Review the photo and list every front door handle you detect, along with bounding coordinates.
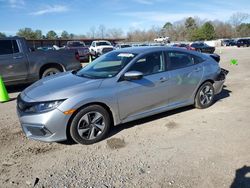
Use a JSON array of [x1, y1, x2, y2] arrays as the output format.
[[13, 56, 23, 59]]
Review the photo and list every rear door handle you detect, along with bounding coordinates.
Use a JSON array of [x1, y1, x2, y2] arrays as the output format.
[[194, 67, 201, 72], [186, 67, 202, 77], [159, 77, 168, 83]]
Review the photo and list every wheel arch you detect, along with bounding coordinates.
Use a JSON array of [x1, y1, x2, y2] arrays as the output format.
[[39, 63, 65, 78], [66, 102, 114, 141], [194, 79, 214, 100]]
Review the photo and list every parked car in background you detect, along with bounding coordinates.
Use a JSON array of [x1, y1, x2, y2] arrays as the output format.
[[172, 43, 195, 51], [115, 44, 132, 49], [65, 41, 90, 62], [221, 39, 236, 46], [89, 40, 114, 58], [236, 39, 250, 47], [17, 46, 227, 145], [37, 46, 55, 51], [172, 43, 220, 62], [190, 42, 215, 54], [154, 37, 170, 43], [0, 37, 82, 86]]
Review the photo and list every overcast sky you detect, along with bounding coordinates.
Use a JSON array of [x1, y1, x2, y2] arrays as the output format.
[[0, 0, 250, 36]]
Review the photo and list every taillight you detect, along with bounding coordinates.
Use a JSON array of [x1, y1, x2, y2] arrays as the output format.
[[75, 52, 80, 61]]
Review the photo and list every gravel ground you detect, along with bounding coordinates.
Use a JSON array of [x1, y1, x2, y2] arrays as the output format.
[[0, 47, 250, 188]]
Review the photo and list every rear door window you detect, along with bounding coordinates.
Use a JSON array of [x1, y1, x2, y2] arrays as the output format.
[[166, 51, 202, 70], [0, 40, 13, 55]]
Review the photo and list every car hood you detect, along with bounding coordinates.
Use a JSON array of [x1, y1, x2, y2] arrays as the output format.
[[22, 72, 103, 102]]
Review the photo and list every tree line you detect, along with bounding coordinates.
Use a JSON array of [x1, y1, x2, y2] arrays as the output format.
[[127, 12, 250, 42], [0, 12, 249, 42]]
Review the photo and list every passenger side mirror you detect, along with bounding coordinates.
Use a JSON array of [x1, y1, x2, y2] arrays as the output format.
[[123, 71, 143, 81]]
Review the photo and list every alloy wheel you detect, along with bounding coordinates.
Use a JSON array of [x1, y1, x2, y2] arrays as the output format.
[[77, 111, 105, 140], [199, 85, 214, 105]]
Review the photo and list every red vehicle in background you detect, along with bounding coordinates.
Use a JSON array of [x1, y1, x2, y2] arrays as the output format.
[[172, 43, 196, 51], [65, 41, 90, 62], [172, 43, 220, 63]]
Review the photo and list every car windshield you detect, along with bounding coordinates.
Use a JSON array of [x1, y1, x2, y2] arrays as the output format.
[[68, 42, 85, 47], [76, 51, 137, 79], [96, 41, 111, 46], [192, 43, 208, 47], [121, 45, 131, 48]]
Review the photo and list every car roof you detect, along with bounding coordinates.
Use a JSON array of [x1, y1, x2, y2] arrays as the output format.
[[114, 46, 209, 60], [114, 46, 191, 54], [94, 40, 111, 42]]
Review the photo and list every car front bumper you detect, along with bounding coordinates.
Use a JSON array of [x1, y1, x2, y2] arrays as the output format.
[[17, 108, 70, 142]]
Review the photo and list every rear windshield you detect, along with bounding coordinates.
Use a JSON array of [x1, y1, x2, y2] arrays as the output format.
[[96, 41, 111, 46], [67, 42, 85, 47]]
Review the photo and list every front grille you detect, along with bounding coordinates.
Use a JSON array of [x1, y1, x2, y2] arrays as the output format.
[[17, 95, 32, 112], [102, 48, 113, 54]]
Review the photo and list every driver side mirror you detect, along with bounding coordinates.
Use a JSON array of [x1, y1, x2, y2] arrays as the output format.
[[123, 71, 143, 81]]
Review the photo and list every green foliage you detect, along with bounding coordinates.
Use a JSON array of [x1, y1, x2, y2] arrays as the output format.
[[61, 31, 70, 39], [190, 28, 205, 41], [69, 33, 74, 39], [201, 22, 215, 40], [185, 17, 198, 41], [35, 30, 42, 39], [188, 22, 215, 41], [16, 28, 41, 39], [185, 17, 197, 30], [236, 23, 250, 37], [46, 30, 58, 39], [163, 22, 173, 29], [0, 32, 6, 38]]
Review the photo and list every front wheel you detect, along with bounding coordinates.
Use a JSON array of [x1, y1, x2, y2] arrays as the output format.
[[70, 105, 111, 145], [195, 82, 215, 109]]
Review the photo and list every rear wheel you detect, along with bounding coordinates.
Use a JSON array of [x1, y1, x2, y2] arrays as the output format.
[[195, 82, 215, 109], [41, 67, 61, 78], [70, 105, 111, 145]]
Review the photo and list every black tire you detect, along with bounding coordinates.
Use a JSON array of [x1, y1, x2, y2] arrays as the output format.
[[41, 67, 61, 78], [195, 82, 215, 109], [70, 105, 111, 145], [196, 49, 202, 53]]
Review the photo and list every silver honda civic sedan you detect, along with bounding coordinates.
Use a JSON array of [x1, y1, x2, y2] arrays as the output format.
[[17, 47, 227, 144]]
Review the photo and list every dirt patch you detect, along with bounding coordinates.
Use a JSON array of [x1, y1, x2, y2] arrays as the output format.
[[106, 138, 126, 149], [26, 145, 58, 155], [165, 121, 178, 129]]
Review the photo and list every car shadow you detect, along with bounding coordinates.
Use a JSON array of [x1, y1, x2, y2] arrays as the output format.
[[214, 85, 232, 102], [230, 166, 250, 188], [107, 105, 194, 139], [107, 86, 232, 139]]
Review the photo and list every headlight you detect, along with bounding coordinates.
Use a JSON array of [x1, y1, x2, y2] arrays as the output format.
[[25, 100, 65, 113]]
